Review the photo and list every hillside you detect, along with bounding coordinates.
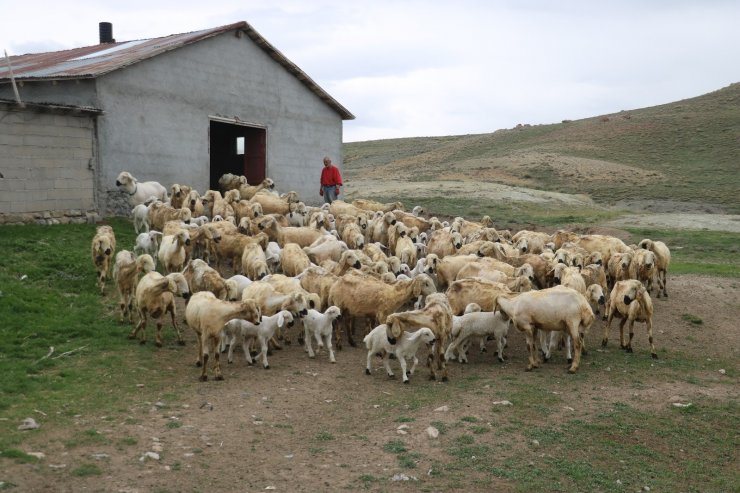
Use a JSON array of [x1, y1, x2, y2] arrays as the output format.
[[344, 83, 740, 214]]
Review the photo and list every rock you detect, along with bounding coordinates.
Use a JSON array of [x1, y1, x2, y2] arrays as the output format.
[[616, 479, 622, 485], [397, 429, 408, 435], [434, 405, 449, 412], [27, 452, 45, 459], [718, 369, 726, 375], [48, 464, 67, 469], [564, 406, 575, 411], [154, 401, 166, 408], [139, 451, 160, 461], [426, 426, 440, 439], [531, 440, 540, 446], [672, 403, 692, 408], [643, 487, 651, 492], [397, 424, 410, 430], [492, 400, 512, 406], [91, 453, 109, 460], [391, 473, 418, 481], [18, 417, 40, 430]]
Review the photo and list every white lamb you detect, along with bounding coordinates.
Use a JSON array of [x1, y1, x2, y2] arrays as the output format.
[[302, 306, 342, 363], [223, 310, 295, 369], [363, 324, 436, 384], [265, 241, 282, 273], [116, 171, 168, 207], [226, 274, 252, 299], [133, 231, 163, 268], [445, 310, 511, 364]]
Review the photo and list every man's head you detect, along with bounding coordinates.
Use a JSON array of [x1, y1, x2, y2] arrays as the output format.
[[323, 156, 331, 167]]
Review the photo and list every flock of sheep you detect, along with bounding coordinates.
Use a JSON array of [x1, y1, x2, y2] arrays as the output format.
[[90, 171, 671, 383]]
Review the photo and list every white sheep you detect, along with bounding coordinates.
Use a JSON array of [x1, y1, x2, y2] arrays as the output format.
[[363, 324, 436, 384], [133, 231, 163, 268], [131, 202, 154, 234], [223, 310, 295, 368], [302, 306, 342, 363], [115, 171, 168, 207], [445, 310, 511, 364], [226, 274, 252, 299]]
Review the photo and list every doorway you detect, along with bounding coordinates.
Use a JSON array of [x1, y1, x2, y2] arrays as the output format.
[[209, 120, 266, 190]]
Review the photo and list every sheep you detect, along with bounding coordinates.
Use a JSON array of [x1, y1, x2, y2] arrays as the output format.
[[201, 190, 233, 221], [340, 222, 366, 250], [628, 248, 657, 292], [169, 184, 191, 209], [130, 271, 190, 346], [265, 241, 282, 273], [134, 231, 163, 268], [182, 258, 230, 300], [444, 310, 511, 364], [495, 286, 595, 373], [607, 251, 634, 289], [395, 234, 417, 269], [603, 279, 657, 358], [304, 235, 348, 264], [242, 240, 270, 281], [185, 189, 206, 218], [113, 251, 155, 323], [255, 215, 324, 248], [369, 211, 397, 245], [364, 325, 436, 383], [281, 243, 312, 277], [131, 199, 158, 234], [249, 189, 297, 215], [328, 272, 437, 348], [392, 209, 431, 233], [385, 293, 453, 382], [223, 310, 294, 368], [241, 281, 312, 348], [298, 266, 340, 311], [226, 274, 252, 299], [115, 171, 168, 207], [91, 225, 117, 294], [158, 230, 191, 274], [302, 306, 342, 362], [511, 230, 551, 255], [352, 199, 404, 213], [185, 291, 262, 381], [238, 177, 275, 200], [213, 231, 268, 272], [445, 277, 514, 315], [287, 201, 309, 227], [638, 239, 671, 298], [218, 173, 247, 192]]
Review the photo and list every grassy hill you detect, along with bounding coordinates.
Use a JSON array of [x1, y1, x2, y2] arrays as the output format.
[[344, 83, 740, 214]]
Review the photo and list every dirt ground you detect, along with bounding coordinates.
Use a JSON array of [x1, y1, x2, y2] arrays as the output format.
[[4, 270, 739, 492]]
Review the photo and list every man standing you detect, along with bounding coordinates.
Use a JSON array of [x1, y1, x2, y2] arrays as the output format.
[[319, 156, 343, 204]]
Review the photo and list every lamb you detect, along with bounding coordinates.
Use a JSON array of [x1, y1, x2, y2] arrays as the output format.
[[637, 239, 671, 298], [444, 310, 511, 364], [327, 272, 437, 348], [130, 271, 190, 347], [495, 286, 595, 373], [385, 293, 454, 381], [603, 279, 657, 358], [225, 274, 252, 299], [302, 306, 342, 363], [185, 291, 262, 380], [158, 230, 190, 274], [133, 231, 163, 268], [115, 171, 168, 207], [223, 310, 294, 368], [131, 198, 158, 233], [91, 225, 117, 294], [287, 201, 309, 227], [364, 325, 436, 383], [265, 241, 282, 273], [304, 235, 348, 264], [113, 251, 155, 323]]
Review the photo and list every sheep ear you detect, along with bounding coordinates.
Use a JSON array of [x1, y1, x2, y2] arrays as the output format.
[[278, 313, 285, 326]]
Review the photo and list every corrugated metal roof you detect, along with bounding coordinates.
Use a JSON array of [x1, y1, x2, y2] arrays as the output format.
[[0, 21, 354, 120]]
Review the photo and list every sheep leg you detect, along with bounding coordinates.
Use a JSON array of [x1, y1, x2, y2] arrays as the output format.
[[130, 312, 145, 341], [618, 318, 629, 350], [305, 327, 316, 358], [522, 326, 538, 371], [155, 321, 164, 347], [199, 334, 209, 381], [399, 356, 410, 383], [383, 353, 395, 379], [564, 334, 573, 365], [436, 341, 449, 382], [195, 331, 204, 367], [444, 337, 459, 362], [365, 350, 373, 375], [645, 317, 658, 359], [458, 339, 469, 363], [479, 336, 487, 353], [409, 356, 419, 376], [567, 322, 582, 374], [539, 331, 551, 361], [325, 335, 336, 363], [212, 335, 224, 380], [496, 335, 506, 363], [259, 337, 270, 369], [602, 308, 615, 347]]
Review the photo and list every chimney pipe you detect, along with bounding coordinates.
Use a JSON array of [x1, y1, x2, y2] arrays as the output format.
[[99, 22, 114, 44]]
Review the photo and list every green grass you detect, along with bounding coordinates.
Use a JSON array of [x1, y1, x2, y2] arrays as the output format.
[[70, 463, 102, 477], [0, 449, 39, 464]]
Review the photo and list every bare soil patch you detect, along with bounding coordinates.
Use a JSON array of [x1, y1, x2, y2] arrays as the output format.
[[4, 274, 738, 492]]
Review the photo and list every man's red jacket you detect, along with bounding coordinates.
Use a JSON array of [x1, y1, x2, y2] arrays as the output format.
[[320, 165, 343, 187]]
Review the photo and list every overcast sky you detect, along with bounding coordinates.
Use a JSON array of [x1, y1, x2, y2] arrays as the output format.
[[2, 1, 738, 142]]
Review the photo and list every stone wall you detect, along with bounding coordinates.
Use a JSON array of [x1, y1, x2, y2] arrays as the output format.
[[0, 105, 98, 223]]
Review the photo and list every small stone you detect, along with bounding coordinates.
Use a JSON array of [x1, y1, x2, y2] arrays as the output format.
[[397, 429, 408, 435], [672, 403, 692, 408], [265, 487, 276, 490], [426, 426, 440, 439], [284, 454, 294, 459], [616, 479, 622, 485], [564, 406, 575, 411], [434, 405, 449, 412], [397, 424, 410, 430], [154, 401, 166, 408], [391, 473, 417, 481], [91, 453, 109, 460], [27, 452, 45, 459], [48, 464, 67, 469], [492, 400, 512, 406], [139, 451, 160, 461], [373, 405, 380, 409], [136, 384, 145, 388], [718, 369, 726, 375], [18, 417, 40, 430], [531, 440, 540, 446], [643, 487, 650, 492]]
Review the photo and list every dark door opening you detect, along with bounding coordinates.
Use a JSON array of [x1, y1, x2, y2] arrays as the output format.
[[209, 120, 266, 190]]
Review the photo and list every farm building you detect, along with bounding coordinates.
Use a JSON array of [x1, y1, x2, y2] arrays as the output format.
[[0, 21, 354, 223]]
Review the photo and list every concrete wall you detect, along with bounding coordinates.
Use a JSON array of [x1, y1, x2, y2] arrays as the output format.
[[0, 79, 98, 108], [96, 31, 344, 214], [0, 105, 97, 223]]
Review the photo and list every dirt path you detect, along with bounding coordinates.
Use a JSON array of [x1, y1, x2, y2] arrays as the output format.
[[6, 274, 739, 492]]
